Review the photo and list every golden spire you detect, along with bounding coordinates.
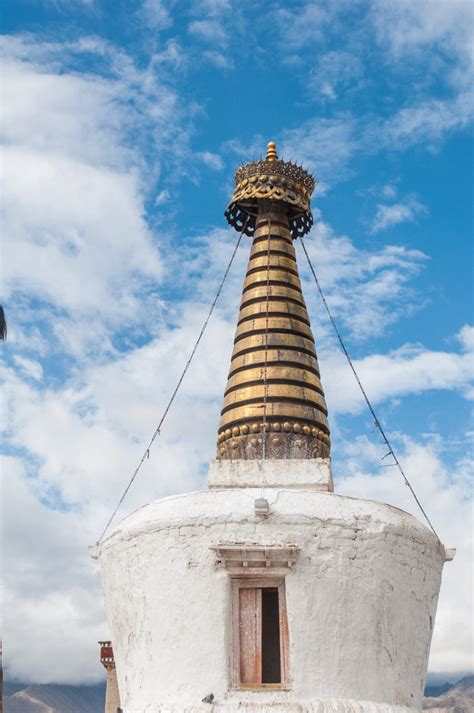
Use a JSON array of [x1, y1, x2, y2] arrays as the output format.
[[217, 142, 330, 460]]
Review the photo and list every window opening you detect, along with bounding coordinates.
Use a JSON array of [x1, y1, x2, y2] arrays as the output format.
[[262, 587, 281, 683]]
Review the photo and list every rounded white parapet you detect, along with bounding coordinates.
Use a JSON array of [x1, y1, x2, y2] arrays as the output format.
[[96, 483, 446, 713]]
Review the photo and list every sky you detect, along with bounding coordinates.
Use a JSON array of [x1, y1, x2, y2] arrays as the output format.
[[1, 0, 473, 687]]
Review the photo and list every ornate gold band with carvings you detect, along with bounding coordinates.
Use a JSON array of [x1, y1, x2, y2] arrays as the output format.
[[224, 141, 315, 240]]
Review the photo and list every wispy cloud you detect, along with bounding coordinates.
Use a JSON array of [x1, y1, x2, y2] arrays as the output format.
[[275, 2, 329, 49], [271, 0, 473, 169], [308, 50, 364, 101], [371, 195, 427, 233], [280, 116, 357, 191], [229, 87, 471, 194], [292, 209, 430, 340], [376, 92, 474, 151], [197, 150, 224, 170], [188, 19, 227, 46], [138, 0, 173, 30], [13, 355, 44, 382], [322, 326, 474, 415], [370, 0, 473, 88], [457, 324, 474, 353], [202, 49, 233, 70]]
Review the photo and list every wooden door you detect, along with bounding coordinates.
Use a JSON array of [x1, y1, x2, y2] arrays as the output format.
[[231, 577, 289, 688], [238, 587, 262, 684]]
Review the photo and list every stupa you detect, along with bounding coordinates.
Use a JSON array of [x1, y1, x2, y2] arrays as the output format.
[[95, 142, 452, 712]]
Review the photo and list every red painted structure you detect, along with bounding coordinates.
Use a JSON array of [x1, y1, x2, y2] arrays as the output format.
[[99, 640, 115, 669]]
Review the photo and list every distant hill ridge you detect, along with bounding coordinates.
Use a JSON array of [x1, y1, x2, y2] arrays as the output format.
[[423, 675, 474, 712], [3, 676, 473, 712], [424, 681, 454, 697], [3, 683, 106, 713]]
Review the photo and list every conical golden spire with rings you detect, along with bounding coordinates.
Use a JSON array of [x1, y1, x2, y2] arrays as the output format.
[[217, 141, 330, 460]]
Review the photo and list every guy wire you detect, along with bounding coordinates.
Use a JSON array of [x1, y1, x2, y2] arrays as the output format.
[[299, 235, 440, 541], [96, 223, 247, 544]]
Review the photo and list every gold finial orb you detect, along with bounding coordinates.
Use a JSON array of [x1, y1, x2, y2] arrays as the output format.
[[266, 141, 278, 161]]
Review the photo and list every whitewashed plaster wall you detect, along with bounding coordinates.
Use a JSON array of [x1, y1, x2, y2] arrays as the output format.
[[97, 486, 446, 713]]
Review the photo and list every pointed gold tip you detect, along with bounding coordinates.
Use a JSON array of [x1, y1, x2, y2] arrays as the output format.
[[266, 141, 278, 161]]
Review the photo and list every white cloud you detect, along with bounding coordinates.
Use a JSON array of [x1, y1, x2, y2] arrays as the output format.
[[270, 90, 472, 192], [150, 39, 187, 70], [371, 195, 427, 233], [1, 34, 193, 170], [202, 49, 233, 70], [457, 324, 474, 353], [197, 150, 224, 170], [188, 19, 227, 46], [12, 356, 44, 381], [155, 189, 171, 206], [378, 92, 474, 151], [275, 2, 329, 49], [2, 456, 106, 684], [139, 0, 172, 30], [185, 0, 235, 64], [1, 56, 125, 169], [321, 327, 474, 415], [382, 184, 397, 199], [298, 213, 428, 340], [198, 0, 231, 11], [248, 89, 472, 194], [268, 0, 473, 166], [365, 1, 474, 152], [222, 135, 267, 163], [280, 117, 356, 192], [2, 147, 162, 315], [0, 35, 199, 358], [370, 0, 473, 87], [308, 50, 364, 101]]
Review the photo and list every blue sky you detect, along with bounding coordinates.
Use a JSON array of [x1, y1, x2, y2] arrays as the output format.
[[1, 0, 473, 685]]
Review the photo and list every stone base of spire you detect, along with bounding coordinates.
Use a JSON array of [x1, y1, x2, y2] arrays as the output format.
[[207, 458, 333, 492]]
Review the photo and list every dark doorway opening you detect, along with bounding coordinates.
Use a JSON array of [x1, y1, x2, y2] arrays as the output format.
[[261, 587, 281, 683]]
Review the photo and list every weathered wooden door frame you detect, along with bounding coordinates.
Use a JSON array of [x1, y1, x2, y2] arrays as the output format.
[[230, 576, 290, 689]]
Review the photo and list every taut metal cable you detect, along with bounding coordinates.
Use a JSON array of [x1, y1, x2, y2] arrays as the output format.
[[299, 235, 440, 541], [97, 225, 247, 544]]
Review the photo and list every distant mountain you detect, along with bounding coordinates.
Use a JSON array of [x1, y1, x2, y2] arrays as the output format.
[[3, 683, 26, 698], [423, 674, 474, 712], [3, 683, 105, 713], [424, 681, 454, 697], [3, 675, 473, 712]]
